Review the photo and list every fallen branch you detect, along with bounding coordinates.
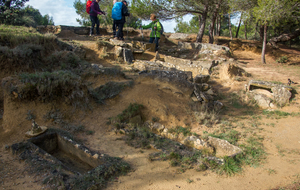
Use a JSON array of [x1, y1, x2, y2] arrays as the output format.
[[268, 28, 300, 49]]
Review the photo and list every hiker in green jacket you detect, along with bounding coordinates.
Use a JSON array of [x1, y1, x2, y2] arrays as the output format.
[[141, 14, 162, 51]]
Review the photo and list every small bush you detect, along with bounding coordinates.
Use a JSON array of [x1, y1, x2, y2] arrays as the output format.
[[9, 71, 89, 107], [0, 25, 57, 48], [217, 157, 241, 176], [152, 117, 160, 122], [44, 109, 65, 124], [45, 51, 84, 71], [276, 56, 288, 63], [26, 110, 36, 120], [109, 103, 144, 124], [86, 130, 95, 135]]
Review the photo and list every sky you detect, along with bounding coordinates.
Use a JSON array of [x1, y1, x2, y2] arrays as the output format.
[[25, 0, 190, 33]]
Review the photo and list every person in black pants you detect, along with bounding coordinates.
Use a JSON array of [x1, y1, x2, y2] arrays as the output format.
[[114, 1, 130, 40], [89, 0, 105, 36]]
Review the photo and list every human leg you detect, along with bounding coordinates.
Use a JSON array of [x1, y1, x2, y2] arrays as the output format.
[[116, 21, 124, 40], [95, 16, 100, 35], [119, 22, 124, 40], [113, 20, 117, 37], [149, 37, 154, 43], [154, 37, 160, 51], [90, 15, 97, 35]]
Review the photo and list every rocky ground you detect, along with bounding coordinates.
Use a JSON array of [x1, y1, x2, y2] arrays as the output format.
[[0, 27, 300, 190]]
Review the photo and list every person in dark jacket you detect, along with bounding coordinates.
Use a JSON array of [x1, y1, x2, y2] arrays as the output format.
[[113, 0, 130, 40], [89, 0, 105, 36]]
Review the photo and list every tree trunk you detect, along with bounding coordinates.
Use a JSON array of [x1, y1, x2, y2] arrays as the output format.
[[244, 21, 247, 40], [215, 17, 218, 36], [259, 25, 264, 41], [261, 24, 267, 64], [196, 5, 208, 43], [269, 28, 300, 49], [209, 2, 221, 44], [217, 15, 221, 36], [228, 14, 232, 40], [255, 22, 258, 40], [235, 12, 242, 38]]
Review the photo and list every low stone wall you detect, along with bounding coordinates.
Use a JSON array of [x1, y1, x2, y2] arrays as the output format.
[[164, 56, 218, 76], [178, 42, 230, 52], [144, 121, 242, 157], [36, 25, 108, 35]]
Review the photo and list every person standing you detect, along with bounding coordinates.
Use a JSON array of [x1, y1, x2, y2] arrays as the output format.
[[112, 0, 118, 38], [112, 0, 130, 40], [141, 14, 162, 51], [89, 0, 106, 36]]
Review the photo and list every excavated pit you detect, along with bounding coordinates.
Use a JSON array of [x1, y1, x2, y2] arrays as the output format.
[[29, 132, 102, 174]]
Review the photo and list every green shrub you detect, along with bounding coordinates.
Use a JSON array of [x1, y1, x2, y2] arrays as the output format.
[[109, 103, 144, 124], [5, 71, 89, 108], [276, 56, 288, 63], [217, 157, 241, 176], [0, 25, 57, 48]]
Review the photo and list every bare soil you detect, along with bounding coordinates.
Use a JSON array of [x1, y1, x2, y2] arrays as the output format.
[[1, 33, 300, 190]]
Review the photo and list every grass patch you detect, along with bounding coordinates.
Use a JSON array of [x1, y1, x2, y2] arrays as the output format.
[[217, 156, 242, 176], [276, 144, 286, 156], [215, 136, 266, 176], [262, 110, 300, 119], [237, 136, 266, 167], [168, 126, 193, 137], [208, 130, 240, 145], [125, 125, 209, 173]]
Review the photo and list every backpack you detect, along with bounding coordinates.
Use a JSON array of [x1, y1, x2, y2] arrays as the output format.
[[155, 21, 164, 35], [86, 0, 92, 14], [159, 22, 164, 35], [112, 2, 123, 20]]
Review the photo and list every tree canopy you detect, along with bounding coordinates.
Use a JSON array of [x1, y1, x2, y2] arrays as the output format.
[[0, 1, 53, 26], [0, 0, 29, 25]]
